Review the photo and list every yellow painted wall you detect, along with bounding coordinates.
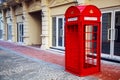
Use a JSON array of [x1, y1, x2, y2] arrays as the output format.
[[28, 12, 42, 45], [50, 3, 76, 16], [85, 0, 120, 8], [21, 0, 42, 46]]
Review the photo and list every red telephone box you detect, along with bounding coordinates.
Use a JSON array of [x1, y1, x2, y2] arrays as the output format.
[[65, 5, 101, 76]]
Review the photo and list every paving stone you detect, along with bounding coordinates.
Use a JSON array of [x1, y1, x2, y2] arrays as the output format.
[[0, 41, 120, 80], [0, 48, 98, 80]]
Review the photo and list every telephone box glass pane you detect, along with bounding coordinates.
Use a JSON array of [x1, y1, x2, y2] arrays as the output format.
[[93, 42, 97, 49], [93, 33, 97, 40], [93, 26, 97, 32], [85, 33, 92, 40], [84, 25, 98, 68], [85, 25, 93, 32]]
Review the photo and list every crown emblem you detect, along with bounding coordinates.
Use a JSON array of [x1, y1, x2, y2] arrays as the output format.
[[90, 9, 94, 14]]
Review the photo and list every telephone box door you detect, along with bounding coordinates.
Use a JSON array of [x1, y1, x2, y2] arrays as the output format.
[[82, 23, 100, 75]]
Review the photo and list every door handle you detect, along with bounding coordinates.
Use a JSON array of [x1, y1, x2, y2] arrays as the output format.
[[108, 28, 111, 40], [108, 28, 116, 40]]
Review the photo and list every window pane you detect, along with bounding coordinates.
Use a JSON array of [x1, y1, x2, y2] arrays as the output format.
[[114, 11, 120, 56], [102, 13, 111, 54], [52, 17, 56, 46], [0, 30, 2, 39], [93, 33, 97, 40], [58, 18, 63, 46], [7, 24, 12, 40]]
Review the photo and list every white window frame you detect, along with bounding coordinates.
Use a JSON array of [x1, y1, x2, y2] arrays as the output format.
[[17, 22, 24, 43], [101, 8, 120, 61], [113, 9, 120, 60], [101, 11, 114, 59], [7, 23, 12, 41], [52, 16, 65, 49]]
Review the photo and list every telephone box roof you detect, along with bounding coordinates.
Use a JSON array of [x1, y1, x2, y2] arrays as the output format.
[[65, 5, 101, 17]]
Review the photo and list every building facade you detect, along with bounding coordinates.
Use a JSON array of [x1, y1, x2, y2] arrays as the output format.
[[0, 0, 120, 61], [87, 0, 120, 61]]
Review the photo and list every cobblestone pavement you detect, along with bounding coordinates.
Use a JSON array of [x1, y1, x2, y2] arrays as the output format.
[[0, 47, 97, 80], [0, 41, 120, 80]]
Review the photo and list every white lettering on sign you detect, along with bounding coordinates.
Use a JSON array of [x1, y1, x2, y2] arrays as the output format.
[[68, 17, 78, 21], [84, 17, 97, 21]]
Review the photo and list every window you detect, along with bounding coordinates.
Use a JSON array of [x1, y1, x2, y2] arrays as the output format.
[[7, 24, 12, 40], [102, 12, 112, 54], [52, 16, 65, 48], [102, 13, 111, 41]]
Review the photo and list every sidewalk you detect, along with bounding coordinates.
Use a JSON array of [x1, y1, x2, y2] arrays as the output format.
[[0, 41, 64, 66], [0, 46, 93, 80], [0, 40, 120, 80]]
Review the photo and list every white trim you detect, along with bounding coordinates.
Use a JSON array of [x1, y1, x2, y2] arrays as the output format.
[[113, 56, 120, 61], [7, 24, 12, 41], [102, 53, 120, 61], [62, 17, 65, 47], [111, 10, 115, 58], [113, 10, 120, 58], [17, 22, 24, 43], [101, 53, 111, 59], [47, 49, 65, 55], [55, 16, 65, 48], [114, 9, 120, 12], [101, 9, 120, 61], [101, 11, 113, 58], [51, 46, 65, 50], [17, 42, 25, 45]]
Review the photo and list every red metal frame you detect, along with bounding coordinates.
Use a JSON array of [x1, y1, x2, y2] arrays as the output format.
[[65, 5, 101, 76]]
